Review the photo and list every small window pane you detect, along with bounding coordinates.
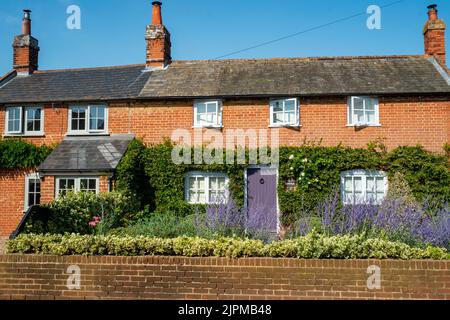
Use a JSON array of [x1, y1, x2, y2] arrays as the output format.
[[285, 111, 296, 124], [354, 177, 362, 193], [26, 108, 42, 132], [353, 97, 364, 110], [355, 110, 364, 123], [273, 101, 283, 112], [376, 178, 385, 192], [197, 103, 206, 114], [274, 113, 284, 123], [284, 100, 296, 112], [206, 103, 217, 113], [89, 106, 106, 131], [7, 107, 21, 133], [189, 177, 197, 189], [366, 111, 376, 124], [365, 99, 376, 111], [344, 177, 352, 191], [366, 178, 375, 192], [198, 178, 205, 190]]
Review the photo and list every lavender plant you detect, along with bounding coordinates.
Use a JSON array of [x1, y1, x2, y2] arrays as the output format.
[[291, 190, 450, 249], [195, 201, 277, 242]]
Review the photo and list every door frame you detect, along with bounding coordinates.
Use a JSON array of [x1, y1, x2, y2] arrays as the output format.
[[244, 165, 280, 234]]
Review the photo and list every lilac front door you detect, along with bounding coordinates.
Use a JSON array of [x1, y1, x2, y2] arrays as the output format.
[[247, 168, 278, 232]]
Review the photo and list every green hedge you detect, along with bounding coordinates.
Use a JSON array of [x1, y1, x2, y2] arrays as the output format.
[[7, 232, 449, 259], [0, 139, 53, 169]]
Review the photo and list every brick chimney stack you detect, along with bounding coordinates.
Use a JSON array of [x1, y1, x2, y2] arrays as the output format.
[[423, 4, 446, 66], [13, 9, 40, 75], [145, 1, 172, 70]]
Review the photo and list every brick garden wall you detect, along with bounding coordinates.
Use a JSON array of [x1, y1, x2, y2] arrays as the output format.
[[0, 255, 448, 300]]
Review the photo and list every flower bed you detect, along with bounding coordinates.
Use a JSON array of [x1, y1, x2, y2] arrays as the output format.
[[7, 232, 449, 260]]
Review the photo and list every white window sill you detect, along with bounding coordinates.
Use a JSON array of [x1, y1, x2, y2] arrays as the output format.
[[66, 132, 110, 137], [269, 124, 302, 128], [346, 124, 381, 128], [3, 133, 45, 137], [192, 125, 223, 129]]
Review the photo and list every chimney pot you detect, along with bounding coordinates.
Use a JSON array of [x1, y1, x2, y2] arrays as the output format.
[[424, 4, 446, 66], [152, 1, 163, 25], [13, 8, 39, 74], [22, 9, 31, 35], [146, 1, 171, 69]]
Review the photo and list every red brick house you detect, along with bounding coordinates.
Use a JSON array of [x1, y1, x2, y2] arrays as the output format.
[[0, 2, 449, 238]]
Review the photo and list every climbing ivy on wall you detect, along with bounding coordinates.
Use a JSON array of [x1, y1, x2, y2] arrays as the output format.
[[0, 139, 53, 169], [3, 137, 448, 227], [115, 140, 450, 225]]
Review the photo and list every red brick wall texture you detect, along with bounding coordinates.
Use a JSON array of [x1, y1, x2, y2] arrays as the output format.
[[0, 255, 448, 300], [1, 97, 448, 153], [0, 169, 31, 237]]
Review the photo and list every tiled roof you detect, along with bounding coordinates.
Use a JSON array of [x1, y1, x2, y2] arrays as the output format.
[[0, 56, 449, 104], [0, 65, 149, 104], [38, 134, 134, 174], [138, 56, 450, 98]]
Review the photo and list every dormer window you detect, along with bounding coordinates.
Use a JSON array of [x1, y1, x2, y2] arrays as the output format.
[[270, 98, 300, 127], [68, 104, 107, 135], [5, 106, 44, 136], [193, 100, 222, 128], [348, 97, 380, 127]]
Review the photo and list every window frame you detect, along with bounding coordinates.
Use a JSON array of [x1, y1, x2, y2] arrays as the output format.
[[193, 100, 222, 128], [347, 96, 380, 127], [24, 107, 44, 135], [55, 177, 100, 197], [24, 173, 41, 211], [269, 98, 300, 127], [68, 104, 108, 135], [340, 170, 388, 205], [185, 172, 229, 204], [5, 106, 44, 136]]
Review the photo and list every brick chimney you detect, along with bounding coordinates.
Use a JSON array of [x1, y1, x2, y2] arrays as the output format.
[[423, 4, 446, 66], [145, 1, 172, 70], [13, 9, 40, 75]]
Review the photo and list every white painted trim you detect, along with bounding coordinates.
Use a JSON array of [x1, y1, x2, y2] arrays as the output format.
[[55, 176, 100, 198], [5, 106, 22, 135], [184, 171, 229, 204], [24, 173, 41, 211], [68, 104, 108, 135], [340, 169, 388, 205], [193, 99, 222, 128], [347, 96, 380, 127], [24, 106, 44, 135], [269, 98, 300, 127]]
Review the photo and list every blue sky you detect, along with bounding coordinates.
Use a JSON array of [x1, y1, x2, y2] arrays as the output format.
[[0, 0, 449, 75]]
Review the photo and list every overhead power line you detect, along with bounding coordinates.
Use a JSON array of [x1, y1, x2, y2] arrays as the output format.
[[213, 0, 405, 60]]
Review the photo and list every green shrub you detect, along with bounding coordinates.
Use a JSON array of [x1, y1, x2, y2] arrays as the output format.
[[7, 232, 449, 260], [110, 213, 197, 238], [24, 191, 134, 235]]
